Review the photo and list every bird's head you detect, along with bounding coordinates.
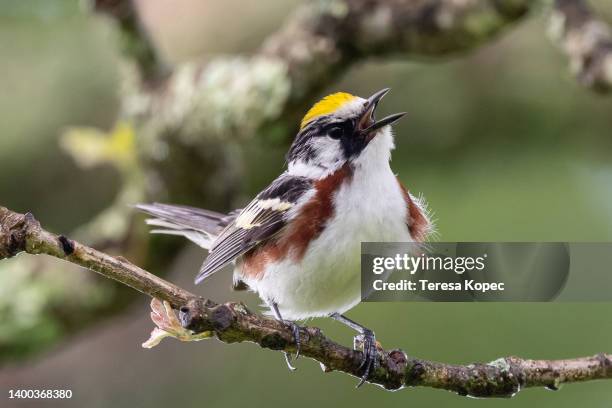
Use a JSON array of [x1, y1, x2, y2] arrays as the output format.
[[286, 88, 405, 178]]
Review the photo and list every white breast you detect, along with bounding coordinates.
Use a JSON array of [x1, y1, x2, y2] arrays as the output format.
[[240, 128, 413, 320]]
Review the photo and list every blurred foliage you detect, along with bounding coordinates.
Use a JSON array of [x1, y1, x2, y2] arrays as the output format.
[[61, 121, 147, 242], [1, 0, 612, 407], [61, 122, 137, 172], [0, 0, 121, 231], [0, 255, 114, 361]]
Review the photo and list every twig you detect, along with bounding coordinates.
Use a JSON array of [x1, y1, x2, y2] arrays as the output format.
[[550, 0, 612, 92], [91, 0, 167, 82], [0, 206, 192, 307], [1, 205, 610, 395]]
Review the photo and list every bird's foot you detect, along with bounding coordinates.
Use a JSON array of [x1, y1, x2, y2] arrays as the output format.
[[142, 298, 212, 348], [269, 301, 302, 371], [281, 320, 302, 371], [329, 313, 382, 387], [353, 329, 380, 388]]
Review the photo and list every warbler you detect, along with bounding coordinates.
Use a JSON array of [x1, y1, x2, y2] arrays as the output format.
[[137, 88, 433, 385]]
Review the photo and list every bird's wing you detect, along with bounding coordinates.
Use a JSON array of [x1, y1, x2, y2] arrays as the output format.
[[195, 173, 312, 284]]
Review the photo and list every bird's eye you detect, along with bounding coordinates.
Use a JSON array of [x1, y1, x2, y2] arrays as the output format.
[[328, 126, 344, 139]]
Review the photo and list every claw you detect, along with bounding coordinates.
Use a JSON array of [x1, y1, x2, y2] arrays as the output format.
[[289, 321, 301, 360], [280, 320, 302, 369], [354, 329, 378, 388], [283, 352, 297, 371]]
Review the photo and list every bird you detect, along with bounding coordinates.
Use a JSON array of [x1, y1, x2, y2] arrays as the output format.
[[137, 88, 433, 386]]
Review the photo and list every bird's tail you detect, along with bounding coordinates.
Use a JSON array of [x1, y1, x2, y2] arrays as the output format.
[[135, 203, 235, 250]]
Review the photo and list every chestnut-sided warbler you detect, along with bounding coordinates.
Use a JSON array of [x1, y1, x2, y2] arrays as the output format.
[[137, 88, 433, 385]]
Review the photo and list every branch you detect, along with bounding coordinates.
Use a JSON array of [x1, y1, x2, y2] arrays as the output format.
[[92, 0, 167, 82], [110, 0, 536, 141], [550, 0, 612, 92], [0, 206, 192, 308], [1, 205, 610, 396], [260, 0, 535, 99]]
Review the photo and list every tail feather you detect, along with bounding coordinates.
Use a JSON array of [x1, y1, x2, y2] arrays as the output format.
[[135, 203, 235, 249]]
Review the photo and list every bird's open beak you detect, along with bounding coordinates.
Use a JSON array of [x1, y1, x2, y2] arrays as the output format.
[[358, 88, 406, 140]]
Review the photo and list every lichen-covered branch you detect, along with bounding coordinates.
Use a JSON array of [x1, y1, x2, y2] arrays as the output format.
[[119, 0, 536, 140], [549, 0, 612, 92], [2, 204, 610, 396]]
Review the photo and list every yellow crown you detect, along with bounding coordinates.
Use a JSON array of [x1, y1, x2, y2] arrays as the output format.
[[300, 92, 357, 129]]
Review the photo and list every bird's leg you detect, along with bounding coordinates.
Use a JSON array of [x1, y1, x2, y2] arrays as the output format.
[[330, 313, 379, 387], [268, 301, 301, 371]]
